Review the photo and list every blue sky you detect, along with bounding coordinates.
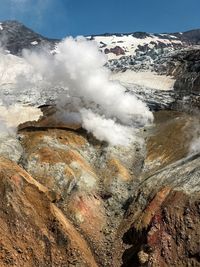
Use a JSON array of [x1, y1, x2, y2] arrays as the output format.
[[0, 0, 199, 38]]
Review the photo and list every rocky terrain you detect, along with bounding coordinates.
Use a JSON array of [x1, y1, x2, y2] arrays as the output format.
[[0, 20, 58, 55], [0, 21, 200, 266]]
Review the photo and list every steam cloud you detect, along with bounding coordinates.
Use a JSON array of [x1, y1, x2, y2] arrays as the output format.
[[190, 138, 200, 154], [21, 37, 153, 145], [1, 37, 153, 145], [187, 115, 200, 154], [189, 122, 200, 154]]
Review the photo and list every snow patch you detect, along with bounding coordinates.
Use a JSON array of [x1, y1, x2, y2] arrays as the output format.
[[111, 70, 175, 91], [91, 34, 182, 60], [31, 41, 38, 45]]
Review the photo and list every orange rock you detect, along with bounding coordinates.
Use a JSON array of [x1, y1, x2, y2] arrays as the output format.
[[0, 156, 99, 267]]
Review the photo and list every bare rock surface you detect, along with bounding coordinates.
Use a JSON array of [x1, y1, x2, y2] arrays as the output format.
[[0, 107, 199, 267], [9, 108, 198, 266], [17, 119, 145, 266], [113, 153, 200, 267], [0, 156, 98, 267]]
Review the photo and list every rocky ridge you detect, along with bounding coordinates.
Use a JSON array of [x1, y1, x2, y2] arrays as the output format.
[[0, 20, 58, 55]]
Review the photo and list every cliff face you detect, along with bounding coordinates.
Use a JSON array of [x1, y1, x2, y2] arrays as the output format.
[[172, 49, 200, 110]]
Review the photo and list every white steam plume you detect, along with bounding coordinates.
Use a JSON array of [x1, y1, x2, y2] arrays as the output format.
[[21, 37, 153, 145], [0, 104, 42, 137], [189, 121, 200, 154], [81, 109, 135, 146], [190, 138, 200, 154], [1, 37, 153, 146], [187, 115, 200, 154]]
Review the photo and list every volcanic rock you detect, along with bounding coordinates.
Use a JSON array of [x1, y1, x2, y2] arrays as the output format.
[[0, 21, 200, 267], [0, 156, 98, 267]]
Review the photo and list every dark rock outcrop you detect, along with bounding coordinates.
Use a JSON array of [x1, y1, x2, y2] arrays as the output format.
[[0, 20, 58, 55], [113, 152, 200, 267], [105, 46, 125, 56], [176, 29, 200, 44], [166, 49, 200, 111]]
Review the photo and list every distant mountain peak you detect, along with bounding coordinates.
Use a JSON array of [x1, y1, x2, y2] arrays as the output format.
[[1, 20, 200, 57], [0, 20, 58, 55]]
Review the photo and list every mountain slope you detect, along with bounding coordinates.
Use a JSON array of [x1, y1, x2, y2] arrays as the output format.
[[1, 20, 199, 112], [0, 20, 58, 55], [0, 21, 200, 267]]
